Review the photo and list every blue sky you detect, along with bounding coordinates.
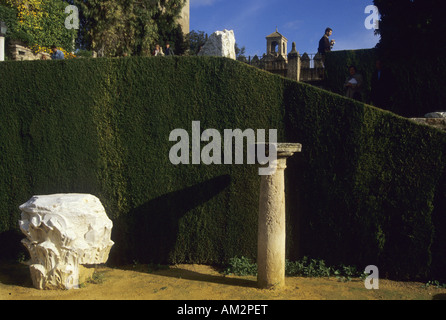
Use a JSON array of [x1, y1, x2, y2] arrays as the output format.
[[190, 0, 380, 57]]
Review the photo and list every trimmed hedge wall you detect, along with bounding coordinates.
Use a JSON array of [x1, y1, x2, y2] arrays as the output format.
[[0, 57, 445, 280]]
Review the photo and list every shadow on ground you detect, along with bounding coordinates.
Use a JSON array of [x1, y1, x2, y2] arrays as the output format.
[[155, 267, 258, 289], [0, 263, 33, 288], [122, 264, 258, 289]]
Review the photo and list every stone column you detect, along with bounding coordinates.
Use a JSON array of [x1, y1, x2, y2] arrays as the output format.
[[257, 143, 302, 289]]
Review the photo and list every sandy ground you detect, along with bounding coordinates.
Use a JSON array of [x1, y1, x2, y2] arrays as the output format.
[[1, 262, 446, 300]]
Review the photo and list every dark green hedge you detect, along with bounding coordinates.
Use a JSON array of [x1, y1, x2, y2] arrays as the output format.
[[324, 49, 446, 117], [0, 57, 445, 280]]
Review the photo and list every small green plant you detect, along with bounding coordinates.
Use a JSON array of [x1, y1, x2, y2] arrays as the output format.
[[359, 271, 369, 281], [224, 256, 257, 276], [422, 280, 446, 289], [334, 264, 361, 282], [80, 270, 106, 287], [223, 256, 363, 281], [286, 257, 332, 278], [89, 271, 106, 284]]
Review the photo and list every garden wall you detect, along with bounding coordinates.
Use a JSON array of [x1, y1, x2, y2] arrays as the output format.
[[0, 57, 445, 280]]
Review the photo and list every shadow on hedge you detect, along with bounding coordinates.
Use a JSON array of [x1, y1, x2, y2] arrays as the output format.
[[110, 175, 231, 265]]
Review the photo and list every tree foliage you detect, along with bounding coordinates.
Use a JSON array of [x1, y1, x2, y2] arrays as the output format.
[[371, 0, 446, 116], [374, 0, 445, 58], [235, 43, 247, 63], [187, 29, 207, 55], [71, 0, 187, 57], [153, 0, 188, 55], [0, 0, 77, 52]]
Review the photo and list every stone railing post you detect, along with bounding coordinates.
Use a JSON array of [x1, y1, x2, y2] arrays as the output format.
[[287, 42, 301, 82], [257, 143, 302, 289]]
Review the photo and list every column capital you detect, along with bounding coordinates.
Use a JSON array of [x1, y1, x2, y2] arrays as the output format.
[[256, 143, 302, 158], [276, 143, 302, 158]]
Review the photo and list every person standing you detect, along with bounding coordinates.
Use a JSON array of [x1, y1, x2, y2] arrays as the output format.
[[370, 59, 393, 108], [165, 43, 175, 56], [153, 44, 164, 56], [318, 28, 335, 56], [344, 66, 363, 101]]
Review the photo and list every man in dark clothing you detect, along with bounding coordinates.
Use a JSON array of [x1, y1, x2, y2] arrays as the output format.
[[318, 28, 335, 56], [165, 43, 175, 56], [370, 59, 394, 108]]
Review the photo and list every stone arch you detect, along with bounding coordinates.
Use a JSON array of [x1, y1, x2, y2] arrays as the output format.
[[271, 41, 279, 54]]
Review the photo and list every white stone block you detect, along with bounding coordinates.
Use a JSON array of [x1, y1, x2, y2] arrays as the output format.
[[19, 194, 114, 290], [425, 112, 446, 118], [198, 29, 236, 60]]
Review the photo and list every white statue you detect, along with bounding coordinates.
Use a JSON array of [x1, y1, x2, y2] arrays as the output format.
[[198, 29, 236, 60], [19, 194, 114, 290]]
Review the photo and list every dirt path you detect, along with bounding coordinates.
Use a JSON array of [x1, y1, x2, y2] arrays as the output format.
[[1, 263, 445, 300]]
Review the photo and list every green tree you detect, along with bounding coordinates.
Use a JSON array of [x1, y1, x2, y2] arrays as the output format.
[[72, 0, 187, 57], [153, 0, 188, 55], [187, 29, 207, 55], [235, 43, 247, 63], [372, 0, 446, 117], [0, 4, 29, 43], [374, 0, 444, 58], [0, 0, 77, 53]]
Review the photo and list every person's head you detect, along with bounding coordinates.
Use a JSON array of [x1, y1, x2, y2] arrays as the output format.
[[166, 43, 170, 48], [348, 65, 357, 75], [51, 45, 58, 53], [325, 28, 333, 36], [155, 44, 160, 49]]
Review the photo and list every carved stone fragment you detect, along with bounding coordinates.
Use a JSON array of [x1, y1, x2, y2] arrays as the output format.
[[19, 194, 114, 290]]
